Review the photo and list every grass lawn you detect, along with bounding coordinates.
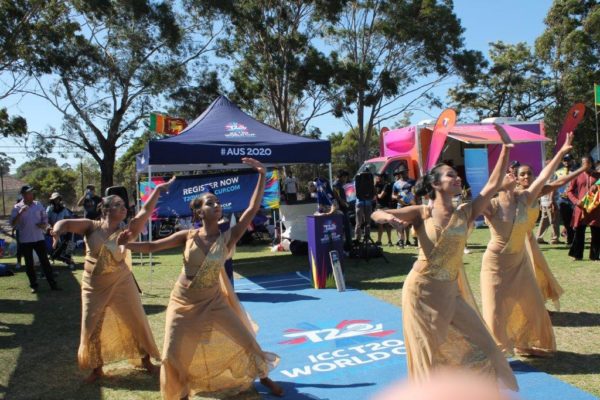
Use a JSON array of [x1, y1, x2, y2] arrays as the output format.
[[1, 227, 600, 399]]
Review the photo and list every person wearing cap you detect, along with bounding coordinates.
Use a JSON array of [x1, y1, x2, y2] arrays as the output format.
[[555, 154, 577, 244], [392, 166, 416, 247], [77, 184, 102, 220], [47, 192, 73, 227], [10, 185, 61, 293]]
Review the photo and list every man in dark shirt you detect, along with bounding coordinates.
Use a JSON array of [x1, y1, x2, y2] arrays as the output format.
[[374, 173, 393, 246], [77, 184, 102, 220]]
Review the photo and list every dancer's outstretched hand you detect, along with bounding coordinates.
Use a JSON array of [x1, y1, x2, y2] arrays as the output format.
[[242, 157, 266, 174], [117, 230, 133, 246], [560, 132, 574, 154], [388, 216, 407, 231], [493, 124, 514, 148], [155, 176, 176, 194]]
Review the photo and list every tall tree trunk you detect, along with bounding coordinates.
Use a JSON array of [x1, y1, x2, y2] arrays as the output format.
[[100, 153, 115, 194]]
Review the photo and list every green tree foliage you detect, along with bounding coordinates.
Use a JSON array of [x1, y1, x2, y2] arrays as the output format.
[[25, 167, 78, 206], [0, 152, 15, 175], [0, 0, 73, 137], [535, 0, 600, 153], [327, 0, 484, 162], [330, 128, 379, 174], [215, 0, 346, 134], [15, 156, 58, 179], [449, 42, 552, 121], [22, 1, 219, 191], [114, 131, 158, 193], [167, 70, 222, 121]]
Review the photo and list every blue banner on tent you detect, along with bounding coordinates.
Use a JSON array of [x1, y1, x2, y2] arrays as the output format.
[[464, 148, 489, 198], [140, 170, 280, 217]]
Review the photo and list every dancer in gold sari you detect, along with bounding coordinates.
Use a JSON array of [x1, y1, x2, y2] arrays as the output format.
[[371, 129, 517, 390], [520, 162, 585, 310], [481, 133, 578, 357], [121, 158, 282, 400], [52, 178, 174, 382]]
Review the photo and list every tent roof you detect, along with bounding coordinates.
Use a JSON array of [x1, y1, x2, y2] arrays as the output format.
[[137, 96, 330, 173]]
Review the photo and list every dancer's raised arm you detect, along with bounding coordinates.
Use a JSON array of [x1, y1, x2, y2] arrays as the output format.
[[228, 158, 266, 248], [127, 177, 175, 237], [521, 133, 573, 205], [471, 138, 512, 221]]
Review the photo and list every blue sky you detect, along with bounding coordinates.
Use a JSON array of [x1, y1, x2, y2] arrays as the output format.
[[0, 0, 553, 172]]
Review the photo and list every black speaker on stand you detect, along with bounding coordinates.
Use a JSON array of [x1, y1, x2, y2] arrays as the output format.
[[352, 172, 387, 263]]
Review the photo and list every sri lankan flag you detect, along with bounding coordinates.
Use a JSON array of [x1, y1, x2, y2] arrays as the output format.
[[595, 84, 600, 106], [150, 112, 187, 135]]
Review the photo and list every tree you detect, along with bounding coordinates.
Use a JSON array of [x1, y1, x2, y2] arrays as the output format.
[[167, 70, 222, 121], [327, 0, 484, 162], [22, 1, 219, 191], [330, 127, 379, 174], [25, 166, 78, 206], [0, 0, 73, 137], [15, 156, 58, 179], [535, 0, 600, 153], [215, 0, 346, 134], [114, 131, 158, 193], [449, 42, 553, 122], [0, 152, 15, 175]]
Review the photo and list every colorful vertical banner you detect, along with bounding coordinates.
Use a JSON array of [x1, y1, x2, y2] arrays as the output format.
[[595, 83, 600, 106], [464, 148, 489, 198], [262, 169, 280, 209]]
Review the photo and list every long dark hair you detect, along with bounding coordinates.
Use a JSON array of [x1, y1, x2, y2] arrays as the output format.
[[414, 163, 448, 200]]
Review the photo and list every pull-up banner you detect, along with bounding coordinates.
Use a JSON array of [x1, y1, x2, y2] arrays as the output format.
[[140, 170, 280, 217], [464, 148, 489, 198]]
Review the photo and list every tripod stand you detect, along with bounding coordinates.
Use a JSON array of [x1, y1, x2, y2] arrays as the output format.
[[354, 215, 388, 263]]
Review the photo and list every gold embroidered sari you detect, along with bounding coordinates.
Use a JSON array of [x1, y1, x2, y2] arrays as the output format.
[[525, 201, 564, 310], [160, 229, 279, 400], [482, 197, 556, 356], [403, 204, 518, 391], [78, 221, 160, 370]]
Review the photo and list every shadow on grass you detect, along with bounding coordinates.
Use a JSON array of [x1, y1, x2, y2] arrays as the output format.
[[520, 351, 600, 375], [0, 268, 103, 400], [550, 311, 600, 327]]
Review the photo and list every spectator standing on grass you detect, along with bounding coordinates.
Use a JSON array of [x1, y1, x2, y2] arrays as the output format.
[[77, 184, 102, 220], [10, 185, 61, 293], [555, 154, 577, 244], [282, 171, 298, 204], [332, 170, 353, 251], [536, 161, 561, 244], [567, 156, 600, 261], [374, 173, 394, 247], [392, 166, 416, 248], [12, 196, 23, 270], [47, 192, 72, 226]]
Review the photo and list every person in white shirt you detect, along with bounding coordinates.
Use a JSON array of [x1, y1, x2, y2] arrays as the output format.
[[283, 171, 299, 203]]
